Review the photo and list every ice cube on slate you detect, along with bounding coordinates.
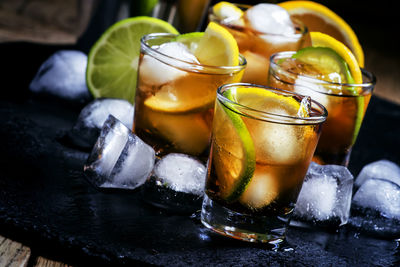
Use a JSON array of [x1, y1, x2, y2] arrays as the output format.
[[353, 178, 400, 220], [29, 50, 91, 103], [245, 4, 295, 44], [354, 159, 400, 188], [141, 153, 207, 213], [139, 42, 199, 86], [68, 98, 134, 148], [350, 174, 400, 238], [153, 153, 206, 196], [84, 115, 155, 190], [292, 162, 354, 227]]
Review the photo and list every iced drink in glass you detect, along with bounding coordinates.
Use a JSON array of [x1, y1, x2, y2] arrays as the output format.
[[268, 51, 375, 166], [209, 2, 309, 85], [133, 33, 246, 162], [201, 83, 327, 244]]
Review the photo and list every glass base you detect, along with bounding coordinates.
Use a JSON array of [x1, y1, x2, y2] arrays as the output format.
[[201, 195, 288, 245]]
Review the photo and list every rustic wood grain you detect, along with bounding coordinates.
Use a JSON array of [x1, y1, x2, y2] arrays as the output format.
[[0, 0, 98, 44], [34, 256, 73, 267], [0, 236, 31, 267]]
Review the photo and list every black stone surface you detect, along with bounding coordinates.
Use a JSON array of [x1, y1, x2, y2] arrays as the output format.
[[0, 88, 400, 266], [1, 42, 400, 266]]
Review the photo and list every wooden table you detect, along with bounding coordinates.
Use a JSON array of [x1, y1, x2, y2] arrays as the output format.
[[0, 235, 71, 267]]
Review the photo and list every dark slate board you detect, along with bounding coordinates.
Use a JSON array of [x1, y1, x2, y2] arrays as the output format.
[[0, 91, 400, 266], [0, 41, 400, 265]]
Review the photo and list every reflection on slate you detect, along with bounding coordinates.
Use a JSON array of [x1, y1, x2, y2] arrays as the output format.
[[0, 93, 399, 266]]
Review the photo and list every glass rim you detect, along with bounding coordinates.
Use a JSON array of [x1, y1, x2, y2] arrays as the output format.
[[217, 83, 328, 125], [209, 3, 308, 39], [269, 51, 377, 96], [140, 33, 247, 74]]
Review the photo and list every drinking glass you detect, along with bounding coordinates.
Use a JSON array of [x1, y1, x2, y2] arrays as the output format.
[[209, 3, 309, 85], [268, 51, 376, 166], [201, 83, 327, 244], [133, 33, 246, 162]]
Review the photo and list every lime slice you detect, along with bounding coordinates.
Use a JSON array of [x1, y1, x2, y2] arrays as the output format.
[[311, 32, 364, 144], [294, 33, 364, 144], [214, 86, 310, 206], [194, 22, 239, 66], [293, 46, 355, 84], [213, 96, 255, 202], [310, 32, 361, 84], [86, 16, 179, 103]]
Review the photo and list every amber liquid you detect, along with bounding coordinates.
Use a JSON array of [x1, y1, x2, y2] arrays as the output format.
[[268, 60, 372, 166], [205, 100, 322, 216], [311, 94, 371, 165], [133, 53, 243, 161], [211, 20, 308, 85]]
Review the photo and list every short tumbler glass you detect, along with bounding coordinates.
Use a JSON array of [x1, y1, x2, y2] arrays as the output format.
[[209, 3, 309, 86], [201, 83, 327, 245], [133, 33, 246, 162], [134, 33, 246, 211], [268, 51, 376, 166]]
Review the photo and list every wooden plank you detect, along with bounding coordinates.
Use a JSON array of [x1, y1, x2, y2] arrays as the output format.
[[0, 235, 31, 267], [34, 256, 72, 267]]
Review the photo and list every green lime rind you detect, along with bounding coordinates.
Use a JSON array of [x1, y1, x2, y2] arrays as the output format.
[[292, 46, 364, 145], [173, 32, 204, 43], [351, 94, 365, 145], [86, 16, 179, 103], [293, 46, 355, 86], [220, 89, 256, 202]]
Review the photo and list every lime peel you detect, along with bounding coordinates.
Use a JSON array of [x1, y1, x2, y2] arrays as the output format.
[[217, 87, 256, 202], [292, 35, 365, 145], [86, 16, 179, 103], [292, 46, 355, 85]]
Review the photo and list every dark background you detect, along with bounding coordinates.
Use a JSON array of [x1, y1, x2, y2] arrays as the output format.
[[1, 0, 398, 104]]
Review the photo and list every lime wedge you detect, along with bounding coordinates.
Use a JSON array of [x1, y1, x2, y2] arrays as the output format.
[[310, 32, 361, 83], [293, 46, 355, 84], [292, 43, 364, 145], [86, 16, 179, 103], [214, 86, 310, 206], [213, 95, 255, 202]]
